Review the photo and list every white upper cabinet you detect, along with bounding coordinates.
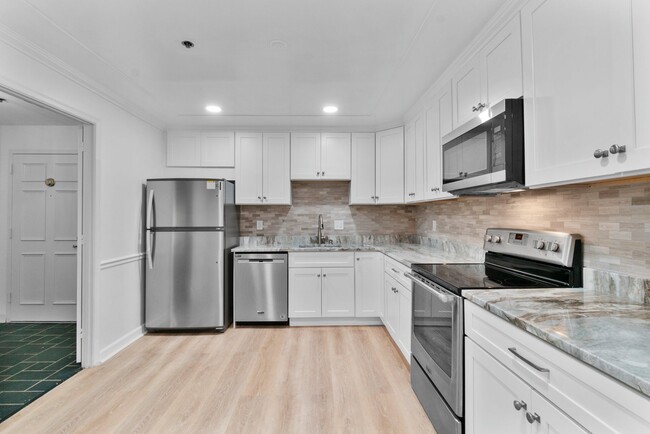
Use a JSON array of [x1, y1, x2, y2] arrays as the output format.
[[630, 0, 650, 173], [452, 14, 523, 129], [521, 0, 636, 187], [404, 115, 425, 203], [290, 132, 351, 180], [291, 132, 320, 180], [320, 133, 351, 180], [481, 15, 523, 110], [350, 133, 376, 205], [167, 130, 235, 167], [262, 133, 292, 204], [235, 132, 291, 205], [424, 82, 456, 201], [375, 127, 404, 205], [452, 57, 483, 127]]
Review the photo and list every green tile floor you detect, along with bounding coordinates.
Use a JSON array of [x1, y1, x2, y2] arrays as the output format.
[[0, 323, 81, 423]]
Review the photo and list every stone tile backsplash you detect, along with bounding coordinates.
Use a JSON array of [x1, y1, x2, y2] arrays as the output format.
[[414, 177, 650, 278], [240, 181, 416, 237]]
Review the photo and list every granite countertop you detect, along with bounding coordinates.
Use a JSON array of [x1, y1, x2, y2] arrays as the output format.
[[463, 287, 650, 398], [232, 242, 480, 267]]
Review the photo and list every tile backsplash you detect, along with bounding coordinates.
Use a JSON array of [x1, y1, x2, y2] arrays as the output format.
[[239, 181, 416, 237], [414, 177, 650, 278]]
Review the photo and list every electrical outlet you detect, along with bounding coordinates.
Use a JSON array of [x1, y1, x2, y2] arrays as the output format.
[[431, 220, 437, 232], [334, 220, 344, 230], [256, 220, 264, 230]]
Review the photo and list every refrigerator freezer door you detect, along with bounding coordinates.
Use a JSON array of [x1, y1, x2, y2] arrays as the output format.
[[147, 179, 224, 228], [146, 230, 225, 329]]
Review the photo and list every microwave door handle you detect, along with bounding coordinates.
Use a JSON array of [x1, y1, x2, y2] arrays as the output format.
[[404, 272, 452, 303]]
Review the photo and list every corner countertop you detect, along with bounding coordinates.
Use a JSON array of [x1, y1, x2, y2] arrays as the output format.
[[232, 243, 480, 267], [463, 287, 650, 398]]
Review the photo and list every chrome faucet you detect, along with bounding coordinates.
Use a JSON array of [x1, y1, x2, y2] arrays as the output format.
[[317, 214, 324, 245]]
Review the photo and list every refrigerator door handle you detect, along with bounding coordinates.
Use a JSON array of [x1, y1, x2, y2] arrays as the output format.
[[146, 188, 154, 230], [146, 230, 154, 270]]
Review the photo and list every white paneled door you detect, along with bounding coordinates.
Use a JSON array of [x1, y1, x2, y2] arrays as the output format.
[[11, 154, 77, 321]]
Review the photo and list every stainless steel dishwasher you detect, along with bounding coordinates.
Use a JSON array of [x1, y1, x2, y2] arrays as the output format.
[[234, 253, 288, 323]]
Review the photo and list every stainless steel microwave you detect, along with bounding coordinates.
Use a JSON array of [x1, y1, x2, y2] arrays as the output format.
[[442, 98, 524, 195]]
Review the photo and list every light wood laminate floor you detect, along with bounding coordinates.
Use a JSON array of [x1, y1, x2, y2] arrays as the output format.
[[1, 326, 436, 433]]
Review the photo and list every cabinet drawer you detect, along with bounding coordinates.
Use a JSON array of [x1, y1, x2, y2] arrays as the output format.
[[465, 301, 650, 434], [289, 252, 355, 268], [384, 255, 411, 289]]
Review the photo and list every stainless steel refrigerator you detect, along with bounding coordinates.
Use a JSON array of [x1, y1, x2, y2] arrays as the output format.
[[145, 179, 239, 330]]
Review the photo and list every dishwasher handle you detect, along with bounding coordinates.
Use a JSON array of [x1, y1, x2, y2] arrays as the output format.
[[237, 258, 286, 263]]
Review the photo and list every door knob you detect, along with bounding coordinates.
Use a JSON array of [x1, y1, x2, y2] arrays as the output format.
[[72, 244, 78, 249], [513, 400, 527, 411], [609, 144, 626, 154], [525, 412, 541, 424], [593, 149, 609, 159]]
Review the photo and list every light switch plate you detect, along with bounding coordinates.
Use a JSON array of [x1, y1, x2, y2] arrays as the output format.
[[256, 220, 264, 230], [335, 220, 344, 230], [431, 220, 437, 232]]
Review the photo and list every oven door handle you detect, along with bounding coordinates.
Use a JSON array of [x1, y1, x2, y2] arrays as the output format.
[[404, 272, 453, 303]]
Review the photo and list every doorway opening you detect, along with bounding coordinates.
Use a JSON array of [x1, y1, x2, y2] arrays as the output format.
[[0, 87, 94, 421]]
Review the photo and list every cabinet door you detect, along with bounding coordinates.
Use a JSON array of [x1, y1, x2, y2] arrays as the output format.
[[531, 391, 588, 434], [289, 268, 322, 318], [350, 133, 376, 204], [375, 127, 404, 204], [453, 56, 483, 127], [291, 132, 321, 180], [404, 120, 416, 202], [354, 253, 383, 317], [383, 275, 400, 340], [630, 0, 650, 173], [167, 131, 201, 167], [522, 0, 635, 187], [480, 14, 523, 109], [397, 285, 412, 359], [263, 133, 291, 205], [465, 338, 531, 434], [425, 83, 456, 201], [320, 133, 351, 180], [201, 131, 235, 167], [321, 268, 355, 317], [235, 132, 263, 205]]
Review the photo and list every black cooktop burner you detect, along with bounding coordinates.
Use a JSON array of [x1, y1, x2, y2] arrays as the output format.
[[411, 262, 553, 293]]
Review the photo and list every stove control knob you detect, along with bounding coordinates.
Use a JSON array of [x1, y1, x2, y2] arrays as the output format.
[[493, 236, 501, 244], [486, 235, 493, 243], [549, 242, 560, 252], [535, 240, 546, 250]]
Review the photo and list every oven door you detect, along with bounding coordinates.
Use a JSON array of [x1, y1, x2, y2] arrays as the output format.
[[406, 272, 464, 417]]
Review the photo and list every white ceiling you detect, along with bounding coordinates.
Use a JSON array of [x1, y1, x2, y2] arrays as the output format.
[[0, 90, 81, 126], [0, 0, 508, 129]]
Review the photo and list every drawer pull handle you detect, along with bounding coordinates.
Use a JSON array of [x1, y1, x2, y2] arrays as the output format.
[[391, 268, 399, 274], [508, 347, 550, 373]]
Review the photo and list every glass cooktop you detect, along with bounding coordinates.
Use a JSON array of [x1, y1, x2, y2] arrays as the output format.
[[411, 263, 553, 292]]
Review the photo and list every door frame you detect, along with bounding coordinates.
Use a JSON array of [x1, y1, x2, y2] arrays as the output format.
[[1, 85, 96, 368]]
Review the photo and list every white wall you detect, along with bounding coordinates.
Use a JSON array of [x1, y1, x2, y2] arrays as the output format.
[[0, 37, 165, 365], [0, 125, 80, 321]]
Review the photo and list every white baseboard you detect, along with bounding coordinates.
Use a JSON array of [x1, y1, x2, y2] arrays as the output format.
[[289, 317, 383, 327], [99, 324, 145, 363]]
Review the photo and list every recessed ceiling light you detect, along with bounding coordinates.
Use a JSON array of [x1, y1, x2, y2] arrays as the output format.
[[205, 105, 222, 113], [323, 106, 338, 114]]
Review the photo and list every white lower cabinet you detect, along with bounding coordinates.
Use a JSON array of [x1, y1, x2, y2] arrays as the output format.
[[288, 253, 383, 321], [321, 268, 355, 317], [465, 301, 650, 433], [466, 338, 586, 434], [288, 268, 322, 318], [354, 252, 384, 317], [383, 261, 412, 362]]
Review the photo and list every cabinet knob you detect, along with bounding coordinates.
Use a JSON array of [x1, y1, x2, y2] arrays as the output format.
[[317, 172, 320, 176], [593, 149, 609, 159], [525, 412, 541, 424], [472, 106, 479, 112], [263, 196, 267, 200], [322, 171, 325, 176], [323, 274, 326, 277], [356, 258, 360, 261], [513, 400, 527, 411], [609, 144, 626, 154], [258, 196, 262, 201], [317, 274, 320, 277]]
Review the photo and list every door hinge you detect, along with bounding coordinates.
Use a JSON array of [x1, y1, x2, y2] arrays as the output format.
[[79, 329, 83, 339]]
